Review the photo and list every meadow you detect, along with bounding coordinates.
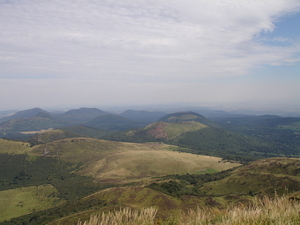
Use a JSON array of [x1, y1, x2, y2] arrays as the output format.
[[31, 138, 240, 184], [0, 184, 65, 222]]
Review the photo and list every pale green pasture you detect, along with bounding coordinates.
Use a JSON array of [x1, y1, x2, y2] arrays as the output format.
[[0, 184, 65, 222], [0, 139, 31, 154]]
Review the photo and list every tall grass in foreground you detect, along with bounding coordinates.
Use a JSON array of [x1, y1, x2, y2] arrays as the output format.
[[78, 195, 300, 225], [77, 207, 157, 225]]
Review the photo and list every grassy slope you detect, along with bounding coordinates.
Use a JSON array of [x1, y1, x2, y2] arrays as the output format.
[[144, 121, 207, 140], [77, 195, 300, 225], [31, 138, 240, 184], [158, 111, 218, 128], [108, 121, 288, 162], [2, 138, 300, 224], [29, 129, 80, 145], [176, 126, 287, 160], [46, 157, 300, 225], [47, 186, 206, 225], [0, 184, 65, 222], [202, 158, 300, 196], [61, 125, 111, 139], [0, 139, 31, 154]]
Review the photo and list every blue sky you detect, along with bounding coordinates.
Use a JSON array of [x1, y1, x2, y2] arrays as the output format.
[[1, 0, 300, 111]]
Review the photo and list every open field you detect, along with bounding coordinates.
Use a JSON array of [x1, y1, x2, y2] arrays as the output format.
[[278, 121, 300, 133], [0, 184, 65, 222], [19, 128, 53, 134], [79, 149, 238, 183], [31, 138, 240, 183], [0, 139, 31, 154]]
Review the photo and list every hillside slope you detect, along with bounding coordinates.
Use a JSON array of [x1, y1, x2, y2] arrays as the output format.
[[28, 129, 80, 145], [18, 157, 300, 225], [106, 120, 286, 162], [0, 113, 68, 132], [202, 157, 300, 196], [31, 138, 239, 183]]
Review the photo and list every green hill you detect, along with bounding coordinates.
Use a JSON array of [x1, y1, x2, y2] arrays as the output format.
[[158, 111, 218, 128], [0, 113, 68, 132], [31, 138, 239, 184], [106, 120, 287, 162], [28, 129, 80, 146], [143, 121, 208, 140], [56, 108, 108, 123], [0, 138, 31, 154], [0, 108, 47, 123], [0, 184, 65, 222], [0, 137, 240, 224], [8, 157, 300, 225], [86, 114, 144, 131], [175, 126, 290, 161], [61, 125, 112, 138], [212, 115, 300, 158], [1, 137, 300, 225], [105, 121, 208, 143], [202, 157, 300, 196]]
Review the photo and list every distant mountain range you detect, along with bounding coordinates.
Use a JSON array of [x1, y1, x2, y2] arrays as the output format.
[[0, 108, 165, 138], [56, 107, 108, 123], [1, 107, 300, 163], [120, 109, 166, 123]]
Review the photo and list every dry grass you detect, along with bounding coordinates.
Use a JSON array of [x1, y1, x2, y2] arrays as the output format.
[[180, 194, 300, 225], [79, 195, 300, 225], [77, 207, 157, 225], [80, 149, 239, 183], [0, 138, 31, 154]]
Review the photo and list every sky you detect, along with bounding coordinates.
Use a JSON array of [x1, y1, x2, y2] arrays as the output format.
[[1, 0, 300, 111]]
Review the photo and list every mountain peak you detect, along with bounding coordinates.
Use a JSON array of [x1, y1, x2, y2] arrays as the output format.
[[158, 111, 217, 127]]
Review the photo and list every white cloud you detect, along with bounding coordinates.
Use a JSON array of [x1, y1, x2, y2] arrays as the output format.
[[0, 0, 300, 109]]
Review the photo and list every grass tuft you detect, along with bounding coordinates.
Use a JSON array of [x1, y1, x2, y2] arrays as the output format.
[[77, 207, 157, 225], [79, 195, 300, 225]]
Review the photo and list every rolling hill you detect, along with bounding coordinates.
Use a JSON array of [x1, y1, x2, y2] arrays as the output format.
[[158, 111, 219, 128], [106, 112, 290, 162], [2, 109, 300, 224], [31, 138, 239, 184], [201, 157, 300, 196], [28, 129, 80, 146], [0, 108, 48, 123], [86, 114, 144, 131], [6, 157, 300, 225], [0, 112, 68, 132], [60, 125, 111, 139], [56, 107, 108, 123], [0, 137, 240, 223]]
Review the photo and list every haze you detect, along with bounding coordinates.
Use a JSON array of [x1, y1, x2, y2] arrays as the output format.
[[1, 0, 300, 111]]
